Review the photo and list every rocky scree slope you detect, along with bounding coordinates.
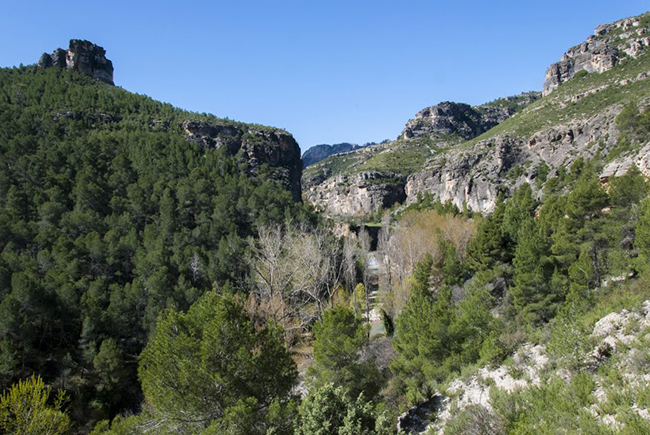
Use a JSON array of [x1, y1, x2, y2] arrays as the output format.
[[399, 300, 650, 434], [305, 12, 650, 217]]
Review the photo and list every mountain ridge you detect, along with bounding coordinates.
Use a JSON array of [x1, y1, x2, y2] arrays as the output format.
[[304, 11, 650, 218]]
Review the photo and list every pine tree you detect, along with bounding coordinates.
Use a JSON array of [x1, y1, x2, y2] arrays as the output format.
[[511, 218, 555, 325], [391, 254, 457, 389], [138, 290, 297, 433], [295, 383, 391, 435], [634, 199, 650, 271], [502, 183, 537, 246], [467, 195, 510, 271], [0, 376, 71, 435], [309, 306, 382, 399]]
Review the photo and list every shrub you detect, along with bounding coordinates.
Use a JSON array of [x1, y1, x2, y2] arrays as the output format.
[[0, 376, 71, 435]]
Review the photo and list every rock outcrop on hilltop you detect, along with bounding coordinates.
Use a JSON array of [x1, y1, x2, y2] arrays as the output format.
[[401, 94, 540, 140], [38, 39, 114, 85], [543, 15, 650, 96], [182, 120, 303, 201], [35, 40, 303, 199]]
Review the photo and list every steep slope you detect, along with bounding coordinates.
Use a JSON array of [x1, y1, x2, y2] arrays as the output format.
[[0, 44, 309, 430], [305, 12, 650, 217], [400, 295, 650, 434]]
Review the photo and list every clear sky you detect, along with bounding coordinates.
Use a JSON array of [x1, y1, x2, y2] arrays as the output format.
[[1, 1, 648, 152]]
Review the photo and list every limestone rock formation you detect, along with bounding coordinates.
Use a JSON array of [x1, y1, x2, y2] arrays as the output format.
[[305, 171, 406, 217], [406, 105, 621, 213], [305, 12, 650, 218], [401, 94, 541, 140], [38, 39, 114, 85], [543, 16, 650, 96], [304, 93, 540, 217], [402, 102, 486, 140], [182, 120, 303, 201]]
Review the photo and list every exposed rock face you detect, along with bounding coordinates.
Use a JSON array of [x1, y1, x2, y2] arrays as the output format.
[[305, 171, 406, 217], [307, 97, 626, 216], [302, 143, 361, 168], [305, 13, 650, 218], [402, 102, 487, 140], [304, 94, 540, 216], [38, 40, 114, 85], [406, 106, 622, 213], [401, 94, 541, 140], [182, 120, 303, 200], [543, 16, 650, 96]]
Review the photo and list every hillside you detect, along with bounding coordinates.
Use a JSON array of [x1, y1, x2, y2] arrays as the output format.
[[304, 13, 650, 218], [0, 42, 312, 432]]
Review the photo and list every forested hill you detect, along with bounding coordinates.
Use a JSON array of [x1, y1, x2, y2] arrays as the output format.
[[0, 62, 313, 430]]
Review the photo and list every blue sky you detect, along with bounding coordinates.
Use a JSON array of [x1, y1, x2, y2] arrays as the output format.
[[1, 1, 648, 152]]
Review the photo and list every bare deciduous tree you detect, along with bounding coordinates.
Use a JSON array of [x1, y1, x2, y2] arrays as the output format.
[[247, 223, 348, 342]]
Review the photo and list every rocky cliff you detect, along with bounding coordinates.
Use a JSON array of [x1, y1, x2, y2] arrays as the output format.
[[305, 12, 650, 217], [38, 39, 114, 85], [303, 93, 540, 217], [543, 15, 650, 96], [182, 120, 303, 201], [406, 105, 623, 213], [401, 93, 540, 140], [306, 171, 406, 216]]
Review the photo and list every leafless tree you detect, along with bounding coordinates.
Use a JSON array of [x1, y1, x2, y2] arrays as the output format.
[[380, 209, 477, 316], [342, 233, 358, 293], [247, 223, 347, 339], [190, 252, 201, 283]]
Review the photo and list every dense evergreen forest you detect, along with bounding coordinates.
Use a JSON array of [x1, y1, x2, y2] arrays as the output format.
[[0, 65, 315, 432], [3, 64, 650, 435]]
